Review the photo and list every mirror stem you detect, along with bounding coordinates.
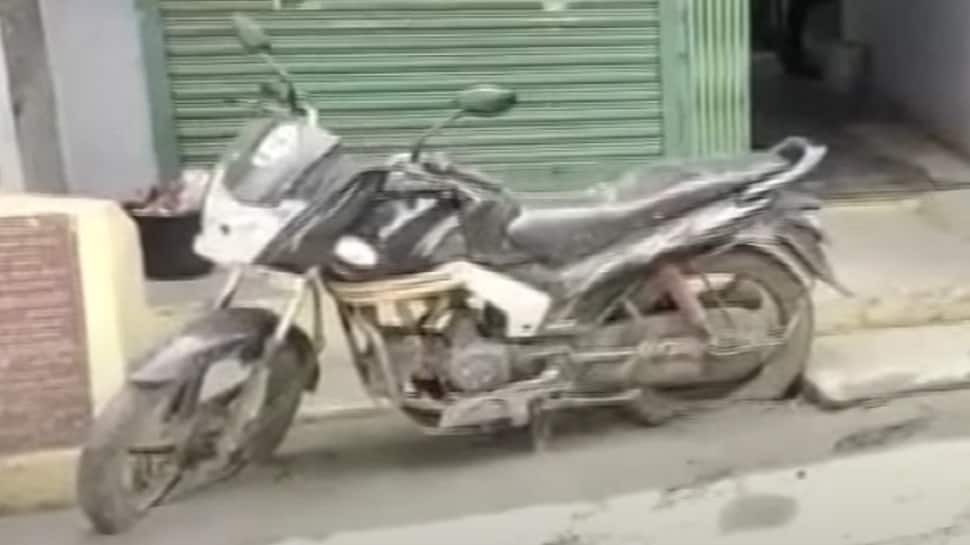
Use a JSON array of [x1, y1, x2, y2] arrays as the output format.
[[260, 53, 291, 80], [410, 110, 463, 162], [259, 52, 300, 110]]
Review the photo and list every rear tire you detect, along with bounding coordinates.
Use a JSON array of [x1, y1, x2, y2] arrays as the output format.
[[77, 338, 309, 535], [626, 249, 813, 425]]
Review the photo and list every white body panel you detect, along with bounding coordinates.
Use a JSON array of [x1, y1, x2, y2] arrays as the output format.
[[441, 261, 551, 338]]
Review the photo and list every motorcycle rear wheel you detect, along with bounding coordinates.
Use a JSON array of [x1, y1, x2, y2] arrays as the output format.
[[626, 249, 814, 425], [77, 339, 306, 535]]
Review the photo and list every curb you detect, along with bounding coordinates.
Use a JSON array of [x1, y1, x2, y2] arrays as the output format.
[[816, 287, 970, 336], [0, 449, 77, 516]]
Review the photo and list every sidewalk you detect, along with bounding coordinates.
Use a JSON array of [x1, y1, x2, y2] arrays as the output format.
[[143, 191, 970, 415]]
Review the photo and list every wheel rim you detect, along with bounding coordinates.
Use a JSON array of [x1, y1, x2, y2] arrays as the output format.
[[631, 265, 798, 398], [690, 272, 787, 354], [121, 388, 192, 511], [121, 373, 238, 510]]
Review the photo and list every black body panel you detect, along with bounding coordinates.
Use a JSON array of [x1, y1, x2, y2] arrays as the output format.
[[507, 153, 787, 264]]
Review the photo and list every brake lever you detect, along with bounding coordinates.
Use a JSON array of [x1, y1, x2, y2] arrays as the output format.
[[419, 154, 505, 193]]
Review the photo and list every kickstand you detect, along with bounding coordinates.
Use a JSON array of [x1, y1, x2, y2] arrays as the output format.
[[529, 402, 554, 453]]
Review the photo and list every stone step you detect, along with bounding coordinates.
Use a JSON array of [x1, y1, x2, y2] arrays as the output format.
[[806, 322, 970, 408]]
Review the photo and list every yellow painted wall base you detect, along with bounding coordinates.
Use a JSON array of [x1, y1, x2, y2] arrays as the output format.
[[0, 195, 157, 514], [0, 195, 158, 413], [0, 449, 78, 515]]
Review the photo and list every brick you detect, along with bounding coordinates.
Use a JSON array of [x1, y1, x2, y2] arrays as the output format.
[[0, 215, 90, 455]]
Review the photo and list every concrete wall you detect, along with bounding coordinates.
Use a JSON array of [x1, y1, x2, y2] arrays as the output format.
[[843, 0, 970, 154], [0, 21, 25, 192], [0, 0, 65, 193], [38, 0, 160, 200]]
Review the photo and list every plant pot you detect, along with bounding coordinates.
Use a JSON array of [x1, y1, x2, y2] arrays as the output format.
[[125, 207, 213, 280]]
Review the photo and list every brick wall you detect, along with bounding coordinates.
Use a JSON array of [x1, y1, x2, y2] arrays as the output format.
[[0, 214, 90, 455]]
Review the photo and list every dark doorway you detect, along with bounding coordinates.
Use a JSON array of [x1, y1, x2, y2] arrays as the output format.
[[751, 0, 970, 200]]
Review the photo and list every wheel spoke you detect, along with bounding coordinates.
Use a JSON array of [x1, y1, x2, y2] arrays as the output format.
[[697, 272, 738, 331]]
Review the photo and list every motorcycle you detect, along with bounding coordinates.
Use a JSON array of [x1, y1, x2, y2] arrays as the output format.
[[77, 14, 846, 534]]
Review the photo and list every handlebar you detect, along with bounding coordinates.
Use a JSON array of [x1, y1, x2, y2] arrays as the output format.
[[232, 98, 288, 114], [436, 161, 506, 193], [231, 98, 319, 127], [385, 152, 507, 199]]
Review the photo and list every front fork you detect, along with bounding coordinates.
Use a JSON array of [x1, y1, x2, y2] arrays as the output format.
[[211, 266, 327, 459]]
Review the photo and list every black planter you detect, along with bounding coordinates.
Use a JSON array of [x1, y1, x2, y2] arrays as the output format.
[[126, 207, 213, 280]]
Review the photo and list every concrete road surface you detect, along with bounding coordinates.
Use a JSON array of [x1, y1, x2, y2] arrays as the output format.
[[5, 390, 970, 545]]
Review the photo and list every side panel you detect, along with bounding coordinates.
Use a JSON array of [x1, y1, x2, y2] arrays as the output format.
[[559, 196, 770, 298]]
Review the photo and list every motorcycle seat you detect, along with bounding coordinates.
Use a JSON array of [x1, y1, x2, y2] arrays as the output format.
[[507, 152, 788, 263]]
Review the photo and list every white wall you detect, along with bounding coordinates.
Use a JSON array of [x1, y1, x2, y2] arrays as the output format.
[[843, 0, 970, 154], [39, 0, 159, 199]]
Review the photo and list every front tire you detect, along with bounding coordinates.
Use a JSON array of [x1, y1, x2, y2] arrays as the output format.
[[77, 337, 309, 535]]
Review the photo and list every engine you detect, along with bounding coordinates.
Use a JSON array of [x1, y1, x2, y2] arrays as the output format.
[[329, 271, 542, 396], [437, 315, 512, 393], [381, 313, 542, 396]]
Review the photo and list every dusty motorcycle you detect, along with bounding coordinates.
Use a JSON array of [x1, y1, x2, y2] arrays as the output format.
[[77, 14, 845, 534]]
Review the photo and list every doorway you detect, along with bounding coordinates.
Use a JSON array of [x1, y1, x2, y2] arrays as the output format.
[[750, 0, 970, 199]]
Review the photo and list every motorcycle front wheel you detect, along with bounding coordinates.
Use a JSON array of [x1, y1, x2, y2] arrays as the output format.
[[77, 338, 307, 535], [626, 249, 814, 424]]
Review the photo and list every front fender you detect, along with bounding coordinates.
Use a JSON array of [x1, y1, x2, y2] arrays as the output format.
[[129, 308, 317, 389]]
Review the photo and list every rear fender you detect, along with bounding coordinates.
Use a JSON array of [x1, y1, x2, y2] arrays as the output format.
[[731, 215, 851, 296], [129, 308, 318, 390]]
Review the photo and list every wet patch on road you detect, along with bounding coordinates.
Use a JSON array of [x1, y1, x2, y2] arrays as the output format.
[[832, 416, 932, 454], [718, 493, 799, 534], [653, 468, 734, 511]]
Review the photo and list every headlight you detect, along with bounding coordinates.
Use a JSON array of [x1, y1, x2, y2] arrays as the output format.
[[195, 167, 308, 265], [252, 124, 299, 167], [334, 236, 379, 268]]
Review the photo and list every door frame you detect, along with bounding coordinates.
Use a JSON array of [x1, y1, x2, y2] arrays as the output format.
[[0, 21, 25, 193]]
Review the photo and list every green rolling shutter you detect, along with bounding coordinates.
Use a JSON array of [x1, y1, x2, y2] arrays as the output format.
[[153, 0, 666, 190], [682, 0, 751, 156], [661, 0, 751, 158]]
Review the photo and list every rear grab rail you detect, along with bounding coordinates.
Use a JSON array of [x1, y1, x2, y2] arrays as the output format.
[[742, 137, 828, 200]]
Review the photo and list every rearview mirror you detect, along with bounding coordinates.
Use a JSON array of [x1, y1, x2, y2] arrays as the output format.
[[454, 85, 517, 117], [232, 13, 272, 54]]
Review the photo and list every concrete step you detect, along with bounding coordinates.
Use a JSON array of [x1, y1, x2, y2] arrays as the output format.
[[806, 323, 970, 408], [816, 197, 970, 334]]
